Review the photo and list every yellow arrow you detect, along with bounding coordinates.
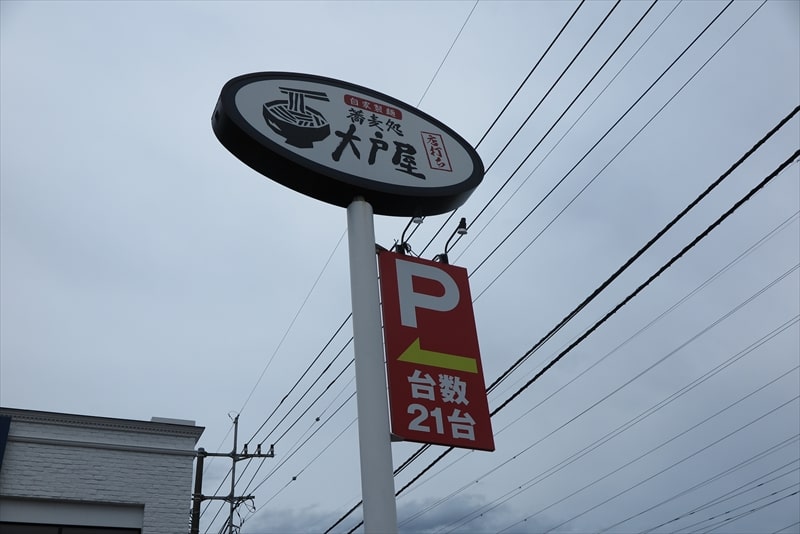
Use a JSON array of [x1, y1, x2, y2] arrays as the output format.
[[396, 338, 478, 374]]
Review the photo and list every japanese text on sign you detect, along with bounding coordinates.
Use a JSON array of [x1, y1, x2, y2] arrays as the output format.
[[422, 132, 453, 172], [332, 104, 426, 180], [406, 370, 475, 441], [378, 251, 495, 452]]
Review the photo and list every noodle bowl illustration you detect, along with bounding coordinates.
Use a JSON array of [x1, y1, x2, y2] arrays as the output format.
[[263, 87, 330, 148]]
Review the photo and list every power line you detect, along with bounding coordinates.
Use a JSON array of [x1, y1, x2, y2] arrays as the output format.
[[452, 0, 684, 263], [496, 365, 800, 532], [463, 0, 654, 247], [414, 0, 479, 107], [202, 317, 351, 527], [323, 111, 799, 533], [467, 0, 738, 281], [205, 8, 487, 525], [404, 2, 752, 506], [484, 103, 798, 398], [237, 229, 347, 415], [490, 147, 800, 417], [372, 182, 800, 532], [488, 211, 798, 404], [239, 391, 358, 528], [202, 230, 349, 526], [254, 337, 353, 447], [234, 358, 356, 501], [400, 0, 491, 246], [469, 0, 769, 298], [259, 418, 358, 509], [254, 376, 358, 490], [254, 391, 356, 491], [676, 487, 799, 533], [277, 374, 357, 462], [431, 278, 799, 532], [539, 396, 800, 533], [474, 0, 586, 151], [394, 209, 798, 511], [243, 365, 356, 486], [647, 468, 800, 533], [372, 0, 674, 506], [411, 0, 588, 253], [483, 0, 621, 181], [270, 356, 354, 446], [406, 311, 800, 532], [772, 520, 800, 534], [325, 144, 800, 533], [245, 313, 352, 445], [203, 321, 353, 528], [300, 6, 630, 518], [421, 0, 701, 261], [202, 336, 356, 531], [290, 15, 784, 528], [227, 7, 792, 532], [638, 452, 800, 533], [216, 0, 483, 506]]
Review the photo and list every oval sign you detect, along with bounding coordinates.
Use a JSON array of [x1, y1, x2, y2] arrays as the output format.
[[212, 72, 484, 216]]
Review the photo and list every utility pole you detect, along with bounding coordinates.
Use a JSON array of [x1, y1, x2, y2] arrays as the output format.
[[190, 450, 204, 534], [190, 415, 275, 534]]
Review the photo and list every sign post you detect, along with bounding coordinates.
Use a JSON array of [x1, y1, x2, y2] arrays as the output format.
[[347, 197, 398, 531], [212, 72, 485, 533]]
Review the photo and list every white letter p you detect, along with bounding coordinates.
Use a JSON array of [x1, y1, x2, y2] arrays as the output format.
[[395, 259, 459, 328]]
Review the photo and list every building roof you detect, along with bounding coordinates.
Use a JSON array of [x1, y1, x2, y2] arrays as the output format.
[[0, 406, 205, 443]]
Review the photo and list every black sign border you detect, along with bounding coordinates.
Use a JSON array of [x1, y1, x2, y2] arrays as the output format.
[[212, 72, 484, 216]]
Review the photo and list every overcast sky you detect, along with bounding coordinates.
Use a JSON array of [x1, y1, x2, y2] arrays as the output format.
[[1, 1, 799, 533]]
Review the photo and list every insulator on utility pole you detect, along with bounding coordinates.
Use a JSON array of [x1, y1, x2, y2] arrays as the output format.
[[188, 417, 275, 534]]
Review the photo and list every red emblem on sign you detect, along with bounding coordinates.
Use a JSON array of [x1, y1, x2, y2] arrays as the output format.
[[344, 94, 403, 120], [378, 251, 494, 451], [421, 131, 452, 172]]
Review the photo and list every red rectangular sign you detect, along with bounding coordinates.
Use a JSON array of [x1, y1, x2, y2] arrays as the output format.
[[344, 94, 403, 120], [378, 251, 494, 451]]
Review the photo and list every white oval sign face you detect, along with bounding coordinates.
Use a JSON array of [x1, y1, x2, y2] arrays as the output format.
[[212, 72, 484, 216]]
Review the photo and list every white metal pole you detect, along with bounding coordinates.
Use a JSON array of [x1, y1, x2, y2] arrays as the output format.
[[346, 196, 398, 533]]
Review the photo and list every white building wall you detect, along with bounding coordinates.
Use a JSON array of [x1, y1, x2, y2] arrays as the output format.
[[0, 409, 204, 534]]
